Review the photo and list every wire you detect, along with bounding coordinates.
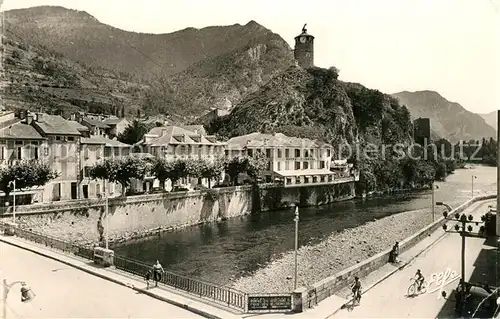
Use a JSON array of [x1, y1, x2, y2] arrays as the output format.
[[471, 285, 499, 318]]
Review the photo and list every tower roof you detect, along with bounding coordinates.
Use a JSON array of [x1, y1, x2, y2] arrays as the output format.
[[295, 23, 314, 39]]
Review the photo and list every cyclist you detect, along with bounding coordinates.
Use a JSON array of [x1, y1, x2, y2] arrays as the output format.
[[415, 269, 425, 290], [351, 276, 362, 303]]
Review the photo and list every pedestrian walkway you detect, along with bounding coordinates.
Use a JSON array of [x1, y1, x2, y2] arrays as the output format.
[[328, 199, 496, 318], [0, 198, 495, 319]]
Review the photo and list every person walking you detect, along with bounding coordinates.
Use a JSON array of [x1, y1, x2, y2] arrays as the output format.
[[145, 269, 152, 289], [152, 260, 165, 287], [390, 242, 400, 263]]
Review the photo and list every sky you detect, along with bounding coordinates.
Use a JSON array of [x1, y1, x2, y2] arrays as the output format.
[[2, 0, 500, 114]]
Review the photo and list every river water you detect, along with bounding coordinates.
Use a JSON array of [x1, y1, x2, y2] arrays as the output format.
[[113, 165, 496, 285]]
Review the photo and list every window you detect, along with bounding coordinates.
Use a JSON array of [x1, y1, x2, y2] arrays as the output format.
[[17, 147, 22, 160], [266, 148, 271, 158], [285, 149, 290, 158], [248, 149, 253, 157], [84, 147, 89, 159], [320, 161, 325, 169], [224, 150, 229, 156], [266, 162, 271, 170], [304, 177, 309, 183], [286, 178, 292, 185], [320, 176, 325, 183], [303, 162, 309, 169], [312, 176, 317, 183], [277, 149, 282, 158], [285, 161, 290, 170], [56, 136, 61, 141], [114, 148, 120, 157], [327, 149, 331, 157], [277, 162, 281, 171], [84, 166, 90, 177], [61, 145, 67, 158], [310, 149, 315, 157], [295, 161, 300, 170], [328, 175, 333, 182], [0, 146, 4, 160], [304, 150, 309, 157], [34, 147, 39, 160], [96, 148, 102, 159], [295, 149, 301, 157], [67, 136, 75, 141], [15, 141, 23, 145]]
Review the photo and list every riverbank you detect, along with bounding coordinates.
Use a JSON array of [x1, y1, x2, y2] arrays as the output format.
[[231, 206, 436, 293]]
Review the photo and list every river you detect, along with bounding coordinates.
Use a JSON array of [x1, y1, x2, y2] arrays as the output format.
[[113, 165, 496, 285]]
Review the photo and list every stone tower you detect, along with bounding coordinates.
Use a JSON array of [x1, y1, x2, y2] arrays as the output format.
[[294, 24, 314, 68]]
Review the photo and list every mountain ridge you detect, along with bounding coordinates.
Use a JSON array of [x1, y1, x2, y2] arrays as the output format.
[[391, 90, 495, 143]]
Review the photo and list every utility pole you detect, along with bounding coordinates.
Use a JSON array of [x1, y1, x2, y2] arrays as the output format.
[[105, 179, 109, 250], [439, 204, 486, 317], [9, 181, 15, 224], [471, 175, 476, 198], [431, 183, 439, 222], [294, 205, 299, 290]]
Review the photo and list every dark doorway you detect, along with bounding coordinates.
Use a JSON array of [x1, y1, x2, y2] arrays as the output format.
[[82, 185, 89, 199], [71, 182, 77, 199]]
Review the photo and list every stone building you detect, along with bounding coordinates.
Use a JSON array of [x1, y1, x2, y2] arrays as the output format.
[[294, 24, 315, 68]]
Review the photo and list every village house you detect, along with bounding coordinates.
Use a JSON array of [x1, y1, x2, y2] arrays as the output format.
[[137, 125, 226, 190], [80, 135, 131, 198], [225, 132, 337, 186], [30, 113, 83, 201], [0, 116, 47, 205], [102, 117, 130, 138]]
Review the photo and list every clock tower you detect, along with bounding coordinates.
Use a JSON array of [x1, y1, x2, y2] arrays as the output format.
[[294, 24, 314, 68]]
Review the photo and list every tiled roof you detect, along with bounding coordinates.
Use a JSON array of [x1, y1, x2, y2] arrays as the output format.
[[144, 125, 224, 146], [68, 120, 89, 131], [81, 136, 131, 147], [181, 125, 206, 135], [0, 122, 45, 140], [226, 132, 329, 150], [33, 114, 83, 136], [82, 117, 109, 129], [102, 117, 126, 125]]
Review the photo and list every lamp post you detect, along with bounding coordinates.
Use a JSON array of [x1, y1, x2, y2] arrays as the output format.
[[8, 181, 15, 223], [104, 179, 109, 250], [471, 175, 477, 198], [439, 203, 486, 317], [293, 205, 299, 290], [3, 280, 35, 319], [431, 183, 439, 222]]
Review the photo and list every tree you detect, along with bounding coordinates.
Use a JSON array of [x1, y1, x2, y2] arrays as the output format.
[[88, 157, 148, 195], [150, 157, 174, 190], [118, 120, 151, 145], [0, 160, 59, 197], [196, 157, 225, 188], [223, 153, 268, 185], [223, 156, 247, 185]]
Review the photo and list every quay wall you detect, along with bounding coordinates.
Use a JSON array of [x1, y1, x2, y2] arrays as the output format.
[[0, 182, 355, 246]]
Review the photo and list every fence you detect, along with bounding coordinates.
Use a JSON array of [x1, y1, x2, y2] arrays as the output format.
[[113, 254, 248, 311], [8, 224, 94, 260], [0, 223, 253, 312]]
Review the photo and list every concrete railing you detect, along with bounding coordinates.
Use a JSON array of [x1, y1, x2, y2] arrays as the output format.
[[292, 194, 496, 312]]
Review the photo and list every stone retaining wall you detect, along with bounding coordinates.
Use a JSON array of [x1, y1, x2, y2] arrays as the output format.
[[293, 194, 496, 312], [0, 182, 355, 246]]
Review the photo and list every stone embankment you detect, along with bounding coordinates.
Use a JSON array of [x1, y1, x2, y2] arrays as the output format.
[[232, 208, 434, 293]]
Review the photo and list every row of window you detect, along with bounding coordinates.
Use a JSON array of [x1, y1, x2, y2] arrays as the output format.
[[272, 160, 327, 171], [285, 175, 334, 185], [247, 148, 332, 159]]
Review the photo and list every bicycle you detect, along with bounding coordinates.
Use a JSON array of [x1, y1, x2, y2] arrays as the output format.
[[407, 278, 427, 296], [350, 289, 362, 305]]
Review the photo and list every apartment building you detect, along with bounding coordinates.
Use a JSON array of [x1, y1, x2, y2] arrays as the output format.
[[31, 113, 83, 201], [139, 125, 225, 189], [141, 125, 225, 161], [80, 135, 131, 198], [226, 132, 336, 186]]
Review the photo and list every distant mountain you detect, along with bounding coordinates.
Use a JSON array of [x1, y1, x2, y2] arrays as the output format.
[[4, 6, 294, 118], [4, 6, 290, 82], [478, 111, 497, 132], [1, 28, 145, 117], [392, 91, 496, 143]]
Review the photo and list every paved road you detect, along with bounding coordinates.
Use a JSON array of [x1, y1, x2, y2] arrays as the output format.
[[330, 199, 497, 318], [0, 242, 202, 318]]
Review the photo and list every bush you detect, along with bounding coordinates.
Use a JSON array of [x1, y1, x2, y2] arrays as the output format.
[[203, 189, 219, 201]]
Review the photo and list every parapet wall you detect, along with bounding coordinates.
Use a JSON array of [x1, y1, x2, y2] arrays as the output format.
[[0, 182, 355, 246]]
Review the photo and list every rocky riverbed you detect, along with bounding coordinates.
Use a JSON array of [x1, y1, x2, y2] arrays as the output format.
[[231, 208, 434, 293]]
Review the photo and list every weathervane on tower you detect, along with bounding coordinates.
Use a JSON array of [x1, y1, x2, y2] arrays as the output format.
[[302, 23, 307, 33]]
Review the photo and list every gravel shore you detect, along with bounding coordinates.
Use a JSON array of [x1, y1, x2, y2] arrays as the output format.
[[231, 208, 434, 293]]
